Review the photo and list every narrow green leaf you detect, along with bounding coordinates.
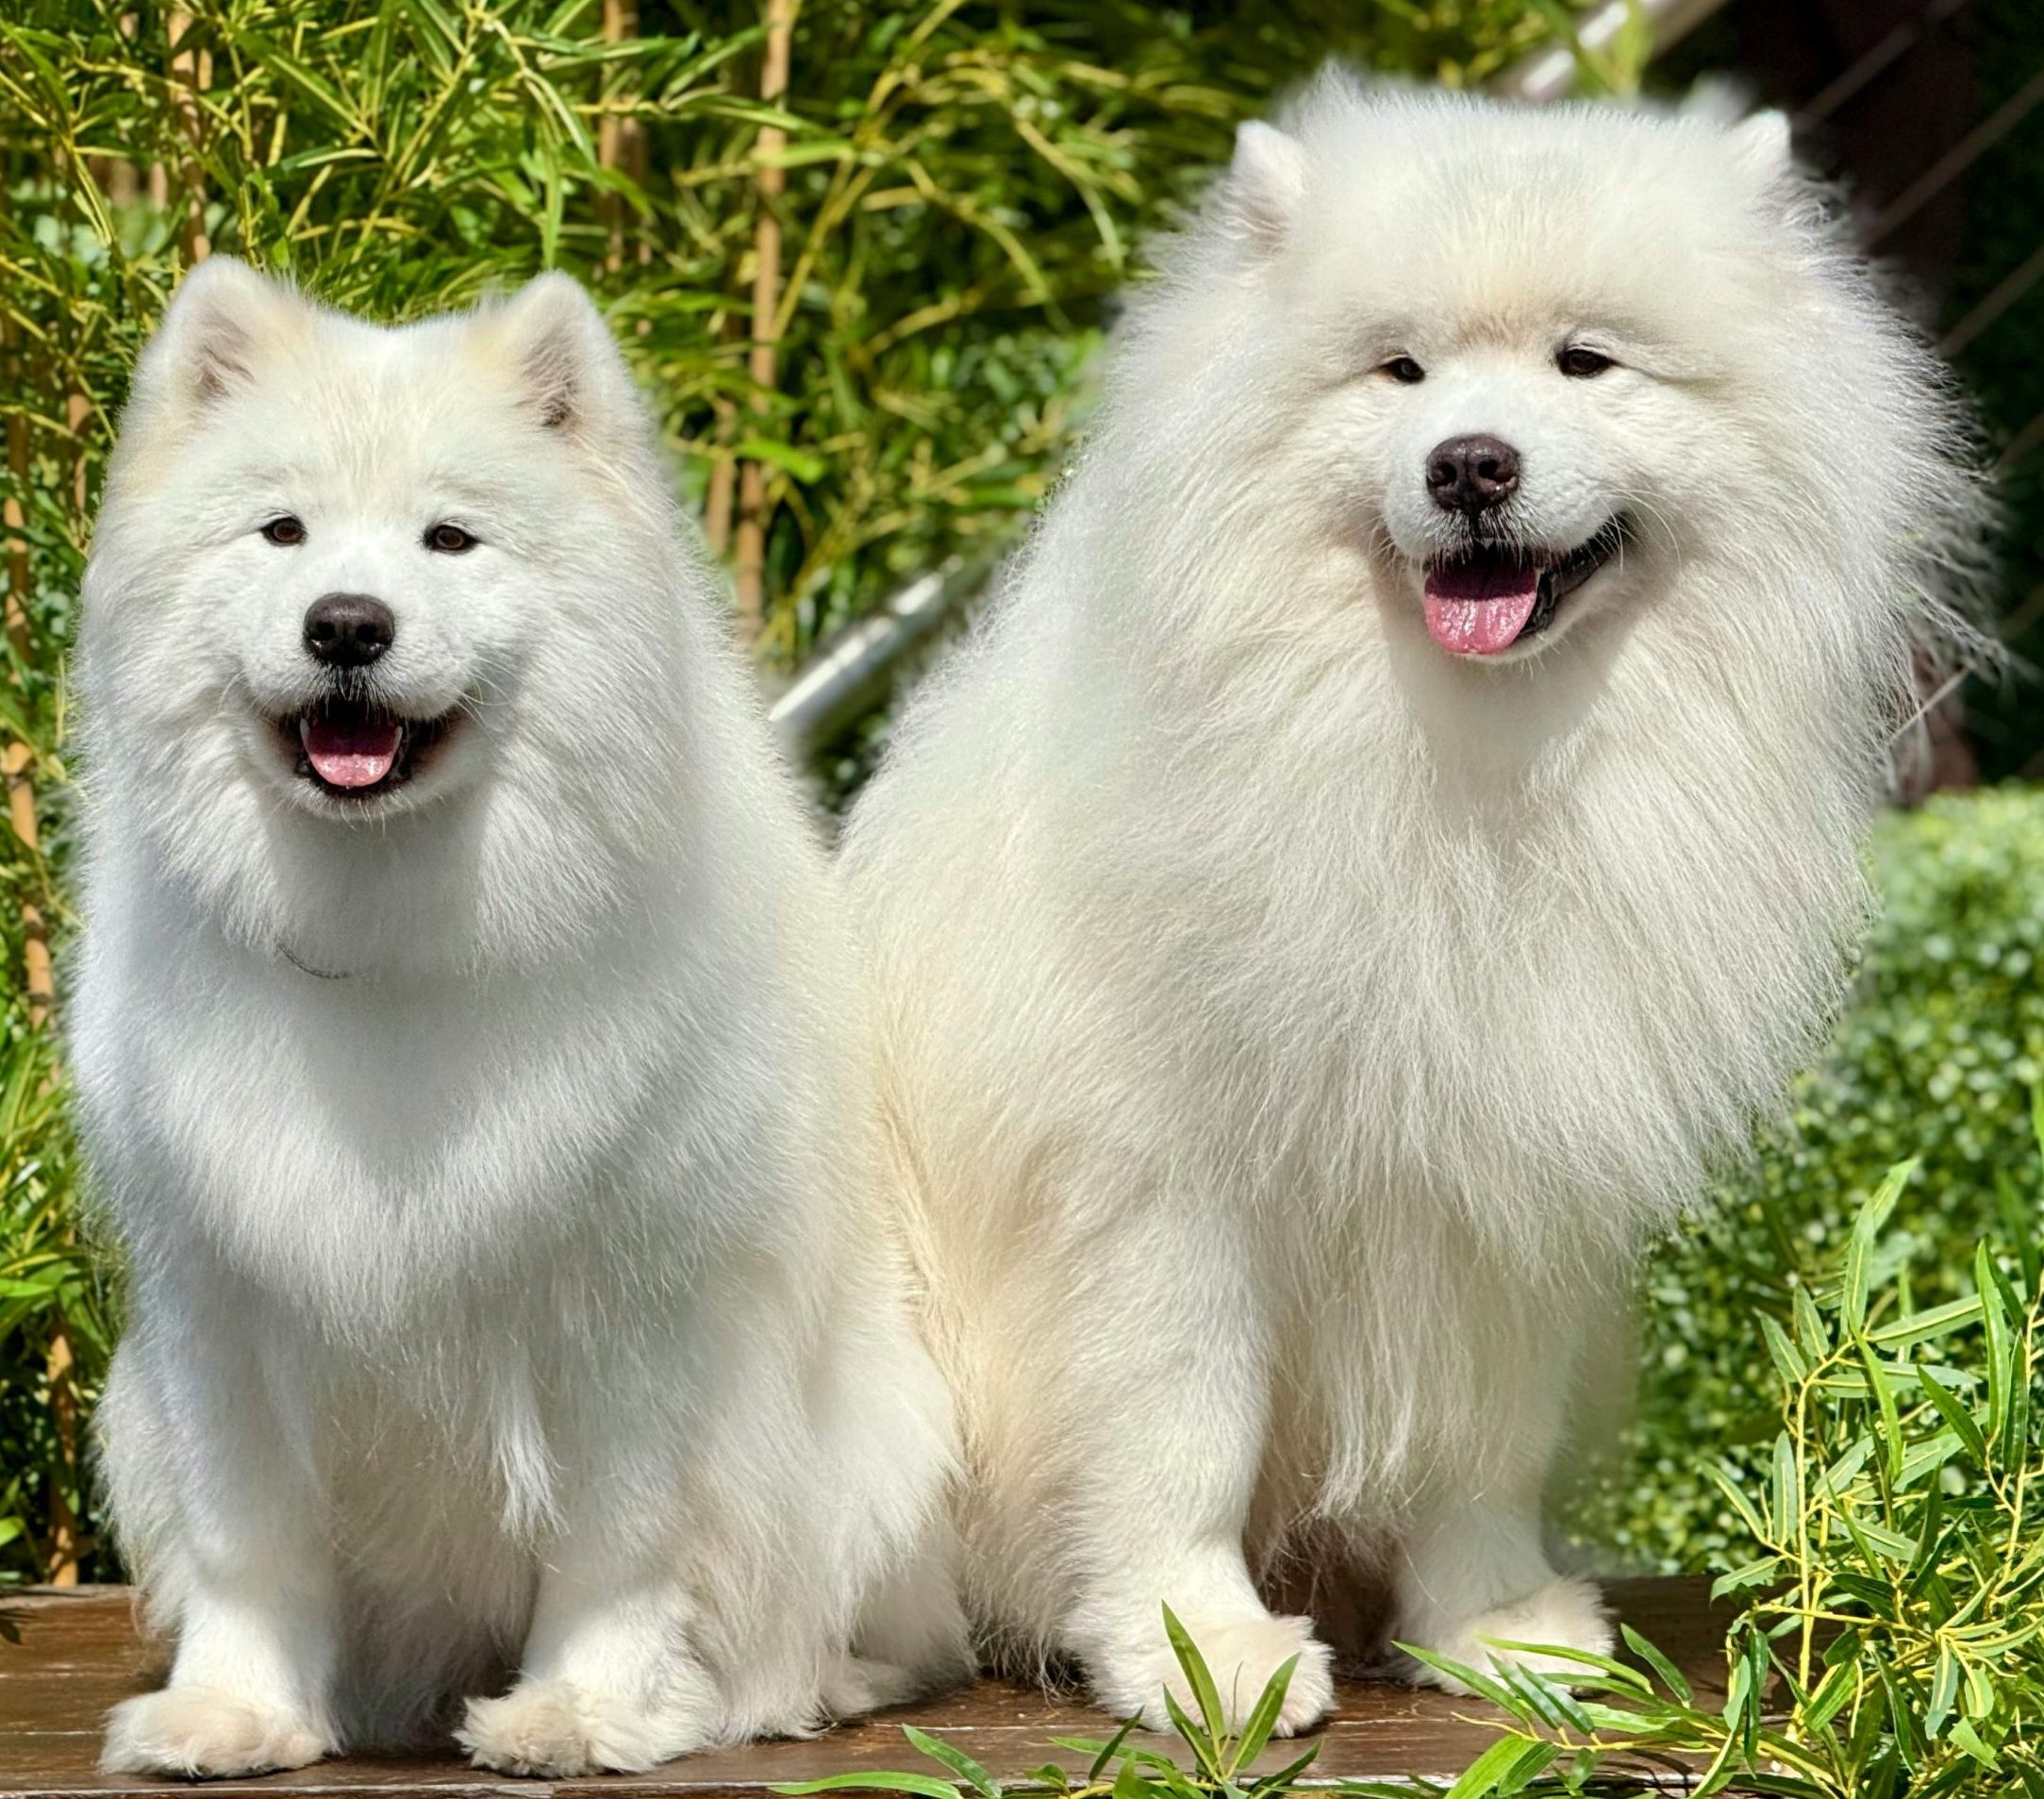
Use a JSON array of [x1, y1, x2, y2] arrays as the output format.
[[1223, 1654, 1297, 1777], [1084, 1715, 1138, 1782], [773, 1776, 964, 1799], [1620, 1624, 1694, 1707], [1442, 1736, 1548, 1799], [1843, 1159, 1916, 1334], [904, 1728, 998, 1799], [1924, 1646, 1958, 1741], [1916, 1363, 1988, 1463], [1856, 1341, 1903, 1487], [1762, 1313, 1808, 1385], [1867, 1293, 1983, 1348]]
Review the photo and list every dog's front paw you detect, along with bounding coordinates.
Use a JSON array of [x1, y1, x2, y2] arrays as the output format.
[[1091, 1609, 1334, 1736], [822, 1650, 921, 1719], [458, 1679, 685, 1777], [101, 1686, 332, 1778], [1401, 1575, 1613, 1693]]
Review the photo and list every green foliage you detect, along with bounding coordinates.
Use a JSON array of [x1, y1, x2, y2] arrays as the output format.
[[1605, 787, 2044, 1576], [1417, 1141, 2044, 1799], [0, 1023, 113, 1581], [1, 0, 1605, 667]]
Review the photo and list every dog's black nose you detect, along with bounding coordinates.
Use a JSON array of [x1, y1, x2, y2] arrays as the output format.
[[1426, 434, 1521, 514], [303, 593, 395, 668]]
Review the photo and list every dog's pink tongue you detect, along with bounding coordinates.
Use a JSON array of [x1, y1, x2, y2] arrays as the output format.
[[301, 715, 401, 789], [1424, 561, 1540, 657]]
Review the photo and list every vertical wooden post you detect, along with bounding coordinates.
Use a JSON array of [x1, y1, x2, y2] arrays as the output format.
[[732, 0, 795, 641], [704, 412, 737, 558], [43, 386, 95, 1589], [0, 160, 74, 1577], [42, 1328, 80, 1585], [169, 10, 209, 262], [598, 0, 633, 275], [2, 443, 53, 1036]]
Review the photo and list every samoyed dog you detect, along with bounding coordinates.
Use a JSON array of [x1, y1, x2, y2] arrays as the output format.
[[74, 261, 966, 1779], [842, 79, 1987, 1731]]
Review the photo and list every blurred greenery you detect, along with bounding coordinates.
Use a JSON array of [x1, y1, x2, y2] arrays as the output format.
[[1592, 786, 2044, 1574], [1443, 1147, 2044, 1799], [0, 0, 1606, 1584]]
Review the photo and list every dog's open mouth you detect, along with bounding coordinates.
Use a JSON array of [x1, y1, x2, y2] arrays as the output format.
[[278, 699, 457, 801], [1422, 518, 1629, 657]]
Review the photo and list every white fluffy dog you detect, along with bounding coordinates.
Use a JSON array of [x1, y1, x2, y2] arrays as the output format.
[[74, 262, 966, 1778], [842, 79, 1986, 1732]]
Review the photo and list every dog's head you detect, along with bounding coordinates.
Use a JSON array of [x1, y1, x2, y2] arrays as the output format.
[[1117, 81, 1969, 677], [83, 263, 692, 965]]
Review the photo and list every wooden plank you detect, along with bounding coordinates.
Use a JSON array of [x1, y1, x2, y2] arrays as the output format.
[[0, 1580, 1725, 1798]]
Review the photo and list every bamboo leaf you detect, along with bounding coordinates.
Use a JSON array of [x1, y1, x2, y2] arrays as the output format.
[[903, 1728, 998, 1799]]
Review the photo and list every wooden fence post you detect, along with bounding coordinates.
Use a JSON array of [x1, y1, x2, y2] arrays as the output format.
[[732, 0, 795, 641], [169, 11, 209, 262], [1, 167, 74, 1578]]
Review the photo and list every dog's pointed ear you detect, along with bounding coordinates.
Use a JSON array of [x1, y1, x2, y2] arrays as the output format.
[[130, 258, 308, 424], [1727, 109, 1794, 184], [1221, 121, 1309, 256], [475, 273, 628, 436]]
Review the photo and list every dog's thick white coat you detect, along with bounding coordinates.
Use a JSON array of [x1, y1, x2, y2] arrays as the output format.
[[842, 81, 1987, 1728], [75, 264, 966, 1777]]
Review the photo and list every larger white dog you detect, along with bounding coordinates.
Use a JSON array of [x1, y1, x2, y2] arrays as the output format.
[[842, 80, 1987, 1731], [75, 263, 965, 1778]]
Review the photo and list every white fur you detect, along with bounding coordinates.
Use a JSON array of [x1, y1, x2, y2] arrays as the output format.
[[75, 261, 968, 1778], [841, 77, 1988, 1726]]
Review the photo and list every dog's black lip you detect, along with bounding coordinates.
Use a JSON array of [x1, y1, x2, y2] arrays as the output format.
[[1427, 515, 1630, 643], [274, 696, 458, 802]]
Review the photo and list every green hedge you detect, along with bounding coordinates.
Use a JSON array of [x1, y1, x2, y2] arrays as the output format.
[[1596, 784, 2044, 1573]]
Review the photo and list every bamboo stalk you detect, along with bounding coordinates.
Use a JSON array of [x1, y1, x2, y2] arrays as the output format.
[[732, 0, 796, 641], [1, 329, 53, 1039], [0, 178, 73, 1576], [42, 1323, 80, 1584], [705, 393, 738, 558], [2, 424, 71, 1584], [169, 10, 209, 262], [41, 389, 95, 1589], [598, 0, 633, 275]]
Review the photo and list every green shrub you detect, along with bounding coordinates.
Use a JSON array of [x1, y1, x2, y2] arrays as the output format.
[[1430, 1145, 2044, 1798], [1604, 785, 2044, 1575]]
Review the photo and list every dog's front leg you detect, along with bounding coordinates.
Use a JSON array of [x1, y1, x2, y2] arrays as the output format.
[[1058, 1207, 1334, 1736], [1388, 1303, 1612, 1691], [458, 1413, 717, 1778], [99, 1328, 341, 1778]]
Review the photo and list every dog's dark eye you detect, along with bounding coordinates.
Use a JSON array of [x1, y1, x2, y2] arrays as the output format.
[[1381, 357, 1427, 385], [1558, 346, 1614, 378], [260, 515, 306, 547], [426, 524, 477, 555]]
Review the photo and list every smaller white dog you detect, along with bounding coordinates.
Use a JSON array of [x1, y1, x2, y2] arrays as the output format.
[[74, 261, 965, 1779]]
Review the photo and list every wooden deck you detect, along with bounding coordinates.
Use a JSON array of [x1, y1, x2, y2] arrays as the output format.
[[0, 1580, 1724, 1798]]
